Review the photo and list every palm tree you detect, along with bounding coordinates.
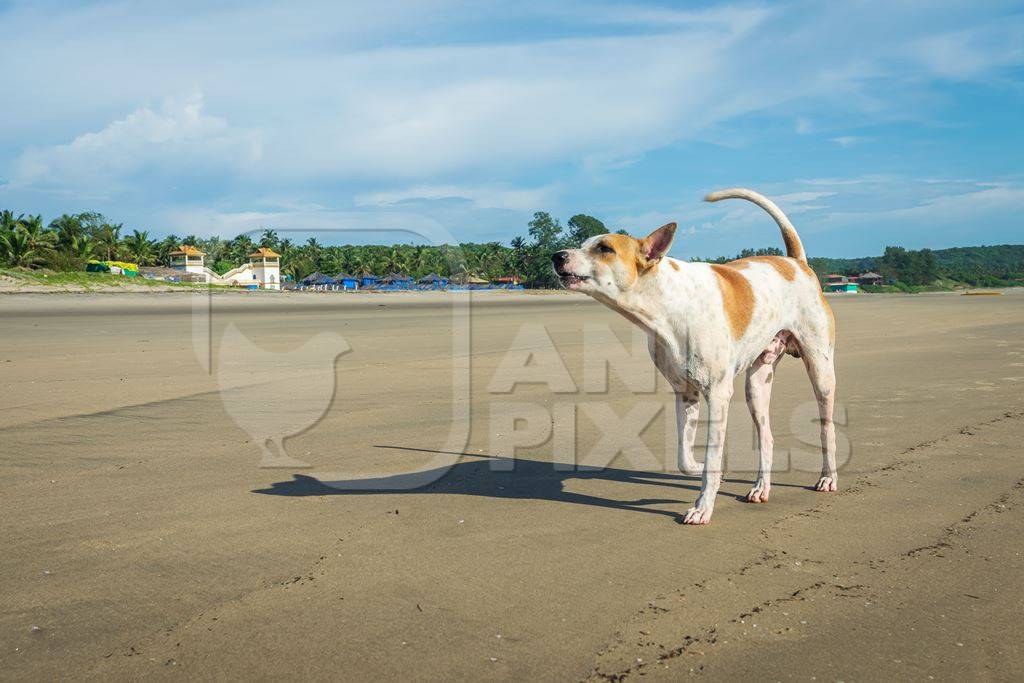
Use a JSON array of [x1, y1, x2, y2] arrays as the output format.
[[16, 215, 56, 263], [68, 234, 95, 261], [384, 247, 409, 273], [20, 214, 48, 240], [94, 222, 123, 261], [124, 230, 155, 265], [50, 214, 84, 249], [259, 229, 279, 248], [1, 210, 25, 234], [202, 236, 226, 265], [283, 257, 315, 282], [510, 236, 528, 278], [229, 235, 256, 263], [1, 229, 45, 268], [156, 235, 181, 266]]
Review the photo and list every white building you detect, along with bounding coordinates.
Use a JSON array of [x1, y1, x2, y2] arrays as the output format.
[[167, 244, 282, 290], [248, 247, 281, 290], [169, 244, 208, 276]]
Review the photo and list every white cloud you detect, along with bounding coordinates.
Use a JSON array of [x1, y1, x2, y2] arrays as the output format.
[[831, 136, 864, 148], [10, 93, 260, 188], [5, 1, 1021, 191], [749, 177, 1024, 250], [905, 23, 1024, 79], [774, 191, 837, 203], [0, 1, 1022, 252], [860, 184, 1024, 224]]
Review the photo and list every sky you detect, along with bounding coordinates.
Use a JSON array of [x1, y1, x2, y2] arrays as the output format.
[[1, 0, 1022, 258]]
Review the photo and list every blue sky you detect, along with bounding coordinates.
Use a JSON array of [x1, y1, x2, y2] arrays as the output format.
[[1, 0, 1022, 257]]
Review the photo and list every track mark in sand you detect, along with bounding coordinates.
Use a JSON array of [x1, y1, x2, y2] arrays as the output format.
[[585, 411, 1024, 682], [88, 513, 384, 671]]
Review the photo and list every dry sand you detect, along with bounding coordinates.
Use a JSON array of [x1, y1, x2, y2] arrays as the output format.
[[2, 289, 1023, 680]]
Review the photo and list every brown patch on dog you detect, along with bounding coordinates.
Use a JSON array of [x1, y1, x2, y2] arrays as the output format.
[[710, 264, 755, 340], [669, 260, 680, 271], [796, 260, 817, 280], [729, 255, 796, 281], [591, 234, 647, 282]]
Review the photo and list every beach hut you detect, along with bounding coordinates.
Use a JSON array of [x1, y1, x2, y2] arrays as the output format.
[[825, 274, 859, 293], [856, 271, 884, 286], [381, 272, 413, 289], [299, 272, 325, 288], [417, 273, 448, 289], [457, 274, 489, 286], [333, 273, 360, 290], [310, 274, 339, 291]]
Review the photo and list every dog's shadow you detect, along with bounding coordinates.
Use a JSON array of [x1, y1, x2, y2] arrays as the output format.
[[254, 446, 797, 522]]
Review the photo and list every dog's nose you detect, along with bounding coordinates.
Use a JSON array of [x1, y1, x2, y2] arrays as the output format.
[[552, 250, 569, 266]]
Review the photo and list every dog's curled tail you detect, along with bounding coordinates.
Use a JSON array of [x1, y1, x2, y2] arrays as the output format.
[[704, 188, 807, 263]]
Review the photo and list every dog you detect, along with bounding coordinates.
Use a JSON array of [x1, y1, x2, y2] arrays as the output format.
[[551, 188, 837, 525]]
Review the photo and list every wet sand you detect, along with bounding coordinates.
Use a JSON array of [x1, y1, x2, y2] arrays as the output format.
[[2, 290, 1023, 680]]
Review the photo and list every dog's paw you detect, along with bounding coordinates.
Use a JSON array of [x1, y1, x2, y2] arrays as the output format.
[[746, 480, 770, 503], [814, 475, 837, 492], [682, 505, 714, 525]]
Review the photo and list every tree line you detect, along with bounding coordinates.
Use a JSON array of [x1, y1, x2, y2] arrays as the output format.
[[3, 207, 1021, 288], [0, 209, 614, 287], [809, 244, 1024, 288]]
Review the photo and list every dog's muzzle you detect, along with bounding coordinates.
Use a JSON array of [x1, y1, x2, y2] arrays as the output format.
[[551, 250, 591, 288]]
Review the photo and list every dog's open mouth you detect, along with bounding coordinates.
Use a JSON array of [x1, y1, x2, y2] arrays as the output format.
[[558, 272, 591, 288]]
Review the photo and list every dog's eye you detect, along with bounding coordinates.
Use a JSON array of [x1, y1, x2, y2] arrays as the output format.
[[597, 243, 614, 254]]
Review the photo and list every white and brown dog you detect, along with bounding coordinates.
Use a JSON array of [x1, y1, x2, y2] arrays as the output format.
[[552, 189, 837, 525]]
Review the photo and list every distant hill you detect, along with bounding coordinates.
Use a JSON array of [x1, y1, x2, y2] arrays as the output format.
[[810, 244, 1023, 272], [807, 244, 1024, 288]]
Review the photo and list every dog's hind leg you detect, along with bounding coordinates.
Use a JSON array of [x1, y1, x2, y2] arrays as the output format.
[[744, 357, 779, 502], [683, 381, 734, 525], [674, 385, 701, 476], [801, 346, 838, 492]]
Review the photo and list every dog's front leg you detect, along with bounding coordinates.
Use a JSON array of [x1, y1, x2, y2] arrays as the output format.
[[674, 387, 701, 476], [683, 382, 733, 525]]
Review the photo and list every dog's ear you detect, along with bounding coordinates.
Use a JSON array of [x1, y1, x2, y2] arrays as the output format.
[[641, 223, 676, 262]]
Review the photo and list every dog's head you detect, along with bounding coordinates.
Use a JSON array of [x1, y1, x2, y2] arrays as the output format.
[[551, 223, 676, 298]]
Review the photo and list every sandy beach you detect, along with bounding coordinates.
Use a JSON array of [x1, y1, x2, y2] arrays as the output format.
[[2, 289, 1023, 680]]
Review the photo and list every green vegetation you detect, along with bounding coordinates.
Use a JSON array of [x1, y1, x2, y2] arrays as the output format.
[[2, 207, 1021, 290], [0, 267, 211, 290], [697, 247, 785, 263], [808, 244, 1024, 290], [0, 208, 611, 288]]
